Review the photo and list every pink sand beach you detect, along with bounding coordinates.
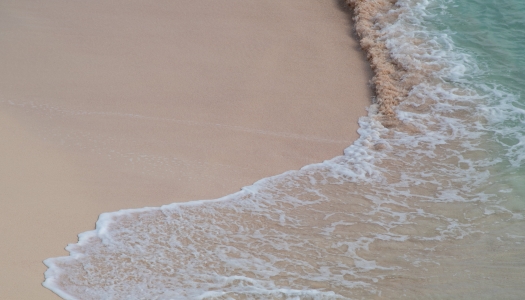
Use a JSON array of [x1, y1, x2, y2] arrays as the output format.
[[0, 1, 371, 298]]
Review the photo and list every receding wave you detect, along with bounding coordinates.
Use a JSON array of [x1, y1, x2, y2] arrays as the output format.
[[44, 0, 525, 299]]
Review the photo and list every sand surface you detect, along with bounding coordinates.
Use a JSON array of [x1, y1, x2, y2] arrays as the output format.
[[0, 0, 371, 298]]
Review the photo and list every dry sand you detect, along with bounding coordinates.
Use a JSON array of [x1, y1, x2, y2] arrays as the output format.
[[0, 0, 371, 298]]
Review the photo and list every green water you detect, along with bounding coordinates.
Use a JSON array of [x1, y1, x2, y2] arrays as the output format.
[[434, 0, 525, 201], [437, 0, 525, 92]]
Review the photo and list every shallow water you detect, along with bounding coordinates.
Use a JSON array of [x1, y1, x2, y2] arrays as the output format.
[[44, 0, 525, 299]]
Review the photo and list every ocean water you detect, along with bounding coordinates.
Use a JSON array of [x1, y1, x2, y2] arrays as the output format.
[[43, 0, 525, 299]]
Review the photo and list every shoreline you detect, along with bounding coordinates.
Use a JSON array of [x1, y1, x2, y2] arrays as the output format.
[[35, 0, 525, 298], [0, 1, 372, 298]]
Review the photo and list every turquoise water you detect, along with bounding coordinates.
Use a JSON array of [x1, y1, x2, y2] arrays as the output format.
[[43, 0, 525, 298], [434, 0, 525, 204], [443, 0, 525, 93]]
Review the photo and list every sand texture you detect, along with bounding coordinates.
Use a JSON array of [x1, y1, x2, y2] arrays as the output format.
[[0, 0, 371, 298]]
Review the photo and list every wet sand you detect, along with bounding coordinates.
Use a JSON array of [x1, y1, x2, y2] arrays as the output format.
[[0, 0, 371, 298]]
